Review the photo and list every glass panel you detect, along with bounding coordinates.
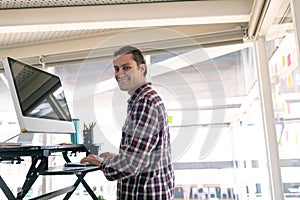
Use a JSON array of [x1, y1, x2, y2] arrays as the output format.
[[149, 46, 270, 199], [266, 1, 300, 199]]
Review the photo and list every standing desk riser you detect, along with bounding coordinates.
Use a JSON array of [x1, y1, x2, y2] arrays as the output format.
[[0, 144, 100, 200]]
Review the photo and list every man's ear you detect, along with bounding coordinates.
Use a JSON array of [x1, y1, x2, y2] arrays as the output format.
[[140, 64, 146, 74]]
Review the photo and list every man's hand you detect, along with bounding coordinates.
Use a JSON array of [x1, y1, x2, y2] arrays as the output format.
[[80, 154, 104, 166], [99, 152, 116, 160]]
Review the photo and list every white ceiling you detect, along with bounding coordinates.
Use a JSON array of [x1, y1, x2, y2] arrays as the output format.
[[0, 0, 253, 64]]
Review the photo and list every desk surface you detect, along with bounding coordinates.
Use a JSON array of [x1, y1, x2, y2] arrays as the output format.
[[0, 144, 87, 152], [0, 144, 89, 162]]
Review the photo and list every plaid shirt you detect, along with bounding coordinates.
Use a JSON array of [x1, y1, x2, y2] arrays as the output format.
[[101, 83, 175, 200]]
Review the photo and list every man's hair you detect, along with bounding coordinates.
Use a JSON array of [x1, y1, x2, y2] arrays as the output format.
[[114, 46, 147, 76]]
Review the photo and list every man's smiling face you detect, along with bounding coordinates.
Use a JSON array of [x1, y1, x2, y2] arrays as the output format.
[[113, 53, 146, 95]]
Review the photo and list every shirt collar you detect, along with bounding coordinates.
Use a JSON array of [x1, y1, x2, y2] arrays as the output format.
[[127, 82, 152, 106]]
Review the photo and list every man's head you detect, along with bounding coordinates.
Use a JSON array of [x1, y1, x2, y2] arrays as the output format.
[[113, 46, 147, 76], [113, 46, 147, 95]]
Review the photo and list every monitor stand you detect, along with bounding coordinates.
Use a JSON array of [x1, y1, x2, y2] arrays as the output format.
[[17, 132, 34, 145]]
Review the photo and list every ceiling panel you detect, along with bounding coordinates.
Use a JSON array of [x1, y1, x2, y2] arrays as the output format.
[[0, 0, 253, 59], [0, 29, 124, 47], [0, 0, 182, 9]]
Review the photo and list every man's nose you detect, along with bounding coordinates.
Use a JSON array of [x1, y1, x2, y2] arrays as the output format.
[[116, 68, 125, 77]]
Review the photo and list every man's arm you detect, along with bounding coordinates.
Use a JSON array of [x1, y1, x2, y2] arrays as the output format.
[[101, 98, 162, 181]]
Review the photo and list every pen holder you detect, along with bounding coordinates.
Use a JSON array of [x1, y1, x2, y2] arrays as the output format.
[[83, 129, 94, 144], [84, 144, 100, 155]]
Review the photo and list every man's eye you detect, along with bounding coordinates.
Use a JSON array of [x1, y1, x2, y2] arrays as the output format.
[[124, 66, 130, 70], [114, 67, 119, 72]]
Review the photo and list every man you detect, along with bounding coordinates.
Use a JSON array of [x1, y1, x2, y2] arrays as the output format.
[[81, 46, 175, 199]]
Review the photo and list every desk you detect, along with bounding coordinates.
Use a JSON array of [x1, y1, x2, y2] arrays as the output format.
[[0, 144, 100, 200]]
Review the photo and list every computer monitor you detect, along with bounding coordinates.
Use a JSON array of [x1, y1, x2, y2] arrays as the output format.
[[3, 57, 75, 144]]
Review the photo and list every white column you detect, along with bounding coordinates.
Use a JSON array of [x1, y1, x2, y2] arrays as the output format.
[[145, 54, 152, 82], [253, 37, 284, 200], [290, 0, 300, 59]]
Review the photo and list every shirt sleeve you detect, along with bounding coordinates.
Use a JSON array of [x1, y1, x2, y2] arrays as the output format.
[[101, 98, 163, 181]]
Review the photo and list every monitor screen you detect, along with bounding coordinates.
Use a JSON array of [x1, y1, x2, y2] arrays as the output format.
[[3, 57, 75, 135]]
